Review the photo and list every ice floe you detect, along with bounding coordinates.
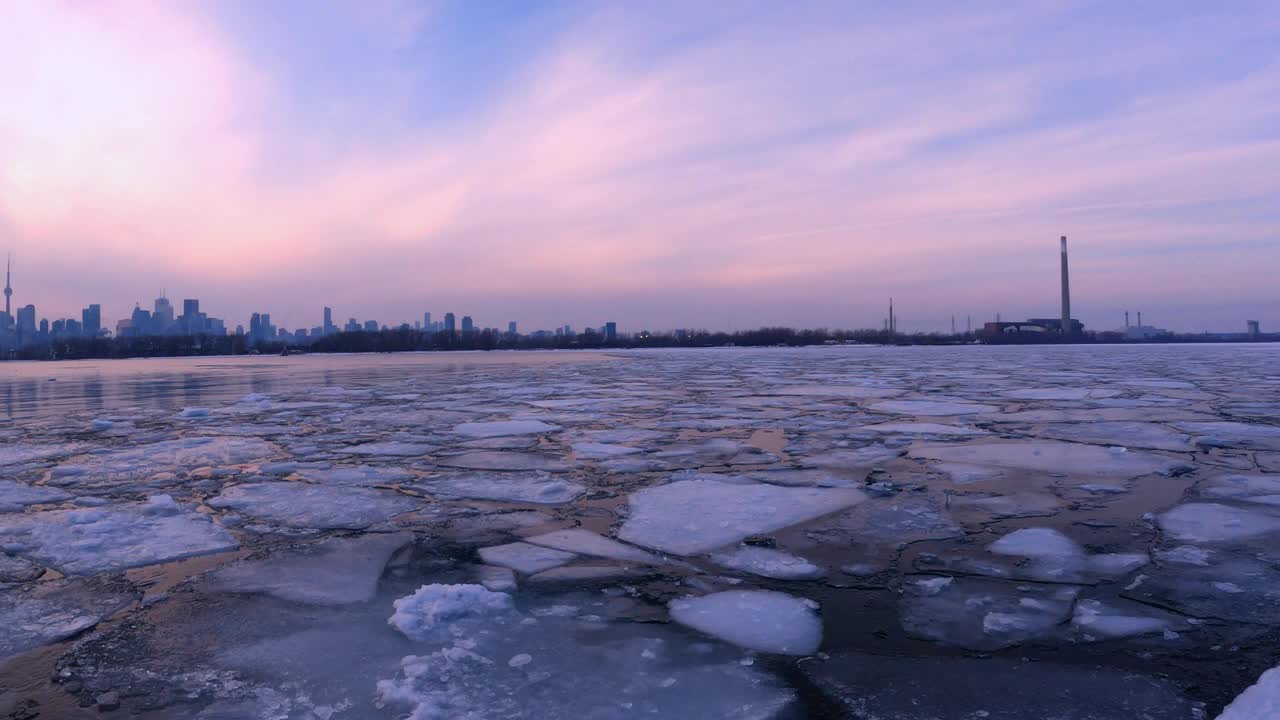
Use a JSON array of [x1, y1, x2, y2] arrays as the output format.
[[900, 575, 1080, 651], [451, 420, 561, 438], [413, 472, 584, 504], [617, 479, 865, 555], [0, 480, 73, 511], [523, 528, 662, 564], [0, 497, 238, 574], [912, 440, 1189, 478], [0, 577, 136, 659], [388, 583, 514, 641], [709, 545, 822, 580], [669, 590, 822, 654], [1158, 503, 1280, 543], [208, 482, 420, 529], [205, 532, 412, 605], [478, 542, 577, 574], [1219, 665, 1280, 720], [435, 451, 575, 472]]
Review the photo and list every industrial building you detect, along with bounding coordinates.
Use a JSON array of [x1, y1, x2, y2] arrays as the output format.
[[981, 236, 1083, 341]]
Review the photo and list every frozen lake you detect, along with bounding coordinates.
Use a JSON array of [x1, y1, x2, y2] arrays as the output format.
[[1, 345, 1278, 718]]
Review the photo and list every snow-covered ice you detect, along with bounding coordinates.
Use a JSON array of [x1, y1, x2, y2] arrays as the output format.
[[0, 480, 73, 510], [0, 498, 239, 574], [388, 583, 514, 640], [1219, 665, 1280, 720], [451, 420, 561, 438], [912, 440, 1189, 478], [1158, 503, 1280, 543], [669, 590, 822, 655], [523, 528, 662, 564]]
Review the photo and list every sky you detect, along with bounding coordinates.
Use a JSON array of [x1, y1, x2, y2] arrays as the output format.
[[1, 1, 1278, 334]]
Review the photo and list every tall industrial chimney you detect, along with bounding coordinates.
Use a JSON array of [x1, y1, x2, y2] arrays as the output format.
[[1060, 236, 1071, 336]]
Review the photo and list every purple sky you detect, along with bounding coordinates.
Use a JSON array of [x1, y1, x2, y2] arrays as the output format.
[[2, 1, 1278, 334]]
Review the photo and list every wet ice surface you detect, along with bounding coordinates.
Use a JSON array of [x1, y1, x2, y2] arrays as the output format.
[[1, 345, 1279, 718]]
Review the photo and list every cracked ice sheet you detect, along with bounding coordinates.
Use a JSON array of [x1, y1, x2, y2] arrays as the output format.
[[899, 575, 1080, 651], [0, 443, 87, 467], [412, 472, 584, 504], [912, 440, 1189, 479], [0, 577, 137, 660], [617, 479, 866, 556], [0, 480, 73, 510], [208, 482, 421, 529], [378, 589, 795, 719], [0, 497, 239, 574], [866, 399, 999, 416], [50, 437, 278, 488]]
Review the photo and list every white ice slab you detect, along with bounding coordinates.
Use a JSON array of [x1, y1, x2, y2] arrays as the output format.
[[206, 533, 412, 605], [1174, 421, 1280, 451], [1036, 422, 1195, 452], [0, 578, 136, 659], [298, 465, 415, 486], [345, 441, 434, 457], [414, 472, 584, 504], [1219, 665, 1280, 720], [867, 400, 998, 416], [1157, 503, 1280, 543], [861, 422, 989, 436], [912, 440, 1187, 478], [208, 482, 420, 529], [478, 542, 577, 574], [669, 590, 821, 655], [709, 546, 822, 580], [618, 479, 865, 556], [435, 451, 575, 472], [451, 420, 561, 438], [0, 443, 86, 467], [52, 437, 278, 485], [0, 480, 73, 510], [0, 498, 239, 574], [571, 442, 642, 459], [524, 529, 661, 564]]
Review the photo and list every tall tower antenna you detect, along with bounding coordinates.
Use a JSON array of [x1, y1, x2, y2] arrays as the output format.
[[4, 253, 11, 318], [1060, 236, 1071, 337]]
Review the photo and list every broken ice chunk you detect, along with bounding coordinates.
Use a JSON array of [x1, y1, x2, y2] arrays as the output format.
[[0, 499, 238, 574], [669, 590, 822, 655], [617, 479, 865, 556], [911, 440, 1188, 479], [478, 542, 577, 575], [523, 529, 662, 564], [205, 533, 413, 605], [412, 472, 584, 504], [0, 480, 73, 510], [208, 482, 420, 530], [708, 546, 822, 580], [435, 451, 576, 472], [0, 577, 137, 659], [388, 583, 514, 641], [900, 575, 1079, 651], [451, 420, 561, 439], [1158, 503, 1280, 543], [1218, 664, 1280, 720]]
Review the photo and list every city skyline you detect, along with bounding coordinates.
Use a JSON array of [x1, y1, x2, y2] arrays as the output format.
[[2, 3, 1278, 332]]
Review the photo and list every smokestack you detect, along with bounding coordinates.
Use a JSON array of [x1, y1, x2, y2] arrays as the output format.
[[1060, 236, 1071, 336]]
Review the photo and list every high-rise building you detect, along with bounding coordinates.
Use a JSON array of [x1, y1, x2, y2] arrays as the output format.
[[424, 312, 432, 329], [129, 304, 152, 337], [363, 320, 378, 332], [82, 304, 101, 338], [461, 316, 474, 333], [508, 321, 518, 335], [444, 313, 456, 333], [180, 299, 201, 334], [153, 294, 174, 333], [323, 306, 334, 334], [16, 304, 36, 343], [1247, 320, 1261, 339], [604, 321, 617, 341]]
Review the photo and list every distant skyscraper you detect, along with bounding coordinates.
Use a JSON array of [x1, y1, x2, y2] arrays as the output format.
[[16, 304, 36, 341], [363, 319, 378, 332], [181, 299, 200, 334], [153, 294, 174, 333], [424, 312, 432, 328], [508, 321, 518, 335], [461, 316, 474, 333], [604, 321, 617, 341], [323, 306, 334, 334], [82, 304, 101, 338], [444, 313, 456, 333]]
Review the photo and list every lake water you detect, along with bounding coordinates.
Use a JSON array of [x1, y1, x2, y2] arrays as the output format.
[[1, 345, 1278, 718]]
